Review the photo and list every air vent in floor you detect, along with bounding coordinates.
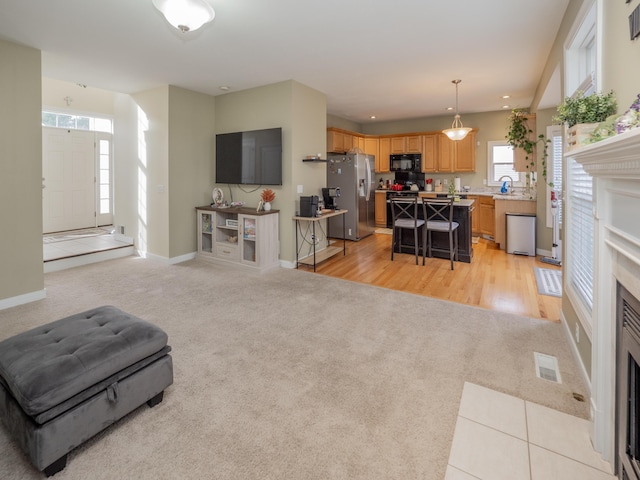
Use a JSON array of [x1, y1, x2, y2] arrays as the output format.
[[534, 352, 562, 383]]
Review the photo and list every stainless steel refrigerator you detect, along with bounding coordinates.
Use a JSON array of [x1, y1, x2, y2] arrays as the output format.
[[326, 152, 375, 241]]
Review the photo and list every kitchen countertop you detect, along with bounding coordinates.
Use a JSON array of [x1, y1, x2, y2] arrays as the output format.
[[376, 188, 536, 201]]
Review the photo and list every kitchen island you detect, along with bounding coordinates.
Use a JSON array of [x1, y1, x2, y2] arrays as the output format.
[[393, 198, 474, 263]]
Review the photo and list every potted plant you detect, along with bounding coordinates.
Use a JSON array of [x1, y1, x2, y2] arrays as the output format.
[[554, 90, 617, 150], [260, 188, 275, 211], [505, 108, 550, 187]]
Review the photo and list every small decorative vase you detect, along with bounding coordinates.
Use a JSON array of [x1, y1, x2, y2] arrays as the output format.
[[263, 202, 271, 211]]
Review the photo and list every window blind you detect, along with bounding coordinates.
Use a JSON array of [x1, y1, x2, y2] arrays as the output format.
[[567, 157, 593, 312]]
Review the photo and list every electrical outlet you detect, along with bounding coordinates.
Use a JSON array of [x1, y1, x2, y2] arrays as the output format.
[[575, 323, 580, 343], [297, 185, 303, 194], [443, 178, 448, 186], [483, 179, 487, 185]]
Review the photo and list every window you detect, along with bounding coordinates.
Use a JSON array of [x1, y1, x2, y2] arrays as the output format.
[[563, 0, 598, 334], [42, 110, 113, 133], [566, 157, 593, 313], [487, 141, 524, 187], [98, 139, 111, 215], [546, 126, 564, 228]]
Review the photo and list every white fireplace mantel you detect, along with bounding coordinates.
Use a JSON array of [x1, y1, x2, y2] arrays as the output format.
[[569, 126, 640, 467], [571, 127, 640, 178]]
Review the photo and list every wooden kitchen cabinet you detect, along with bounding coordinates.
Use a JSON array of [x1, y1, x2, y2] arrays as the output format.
[[406, 135, 423, 153], [467, 195, 479, 234], [431, 132, 476, 173], [478, 196, 495, 239], [421, 134, 437, 172], [327, 129, 347, 153], [377, 137, 391, 173], [390, 136, 406, 154], [364, 137, 379, 158], [454, 131, 477, 172], [374, 190, 387, 227]]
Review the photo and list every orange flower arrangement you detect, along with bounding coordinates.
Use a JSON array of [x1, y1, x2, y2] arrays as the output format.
[[260, 188, 275, 203]]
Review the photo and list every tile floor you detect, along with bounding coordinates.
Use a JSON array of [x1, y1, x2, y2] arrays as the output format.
[[43, 228, 134, 272], [446, 382, 616, 480]]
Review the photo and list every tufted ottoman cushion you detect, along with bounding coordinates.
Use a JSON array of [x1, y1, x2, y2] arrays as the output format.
[[0, 305, 168, 418], [0, 305, 173, 476]]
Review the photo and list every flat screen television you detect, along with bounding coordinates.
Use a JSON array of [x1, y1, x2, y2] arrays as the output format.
[[215, 127, 282, 185]]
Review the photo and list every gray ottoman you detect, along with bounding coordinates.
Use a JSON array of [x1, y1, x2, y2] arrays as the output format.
[[0, 306, 173, 476]]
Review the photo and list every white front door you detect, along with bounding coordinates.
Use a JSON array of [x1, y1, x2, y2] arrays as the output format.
[[42, 128, 96, 233]]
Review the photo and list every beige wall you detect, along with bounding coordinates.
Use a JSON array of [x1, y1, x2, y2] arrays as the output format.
[[42, 77, 116, 114], [214, 80, 327, 264], [602, 0, 640, 109], [168, 86, 216, 259], [0, 40, 44, 306], [131, 87, 170, 258]]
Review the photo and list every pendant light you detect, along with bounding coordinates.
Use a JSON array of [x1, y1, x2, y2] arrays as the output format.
[[152, 0, 215, 33], [442, 79, 472, 141]]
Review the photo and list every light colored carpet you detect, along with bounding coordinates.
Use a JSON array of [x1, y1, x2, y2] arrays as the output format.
[[534, 267, 563, 297], [0, 257, 587, 479]]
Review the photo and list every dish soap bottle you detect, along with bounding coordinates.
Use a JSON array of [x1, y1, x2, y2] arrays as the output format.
[[500, 181, 508, 194]]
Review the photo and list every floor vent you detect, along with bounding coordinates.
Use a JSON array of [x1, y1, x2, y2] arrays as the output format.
[[534, 352, 562, 383]]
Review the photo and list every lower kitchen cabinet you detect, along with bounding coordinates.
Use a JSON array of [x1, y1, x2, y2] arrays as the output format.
[[196, 206, 279, 272], [375, 190, 387, 227], [478, 196, 495, 239]]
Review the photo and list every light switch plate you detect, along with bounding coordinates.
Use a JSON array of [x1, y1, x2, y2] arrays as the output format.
[[297, 185, 303, 194]]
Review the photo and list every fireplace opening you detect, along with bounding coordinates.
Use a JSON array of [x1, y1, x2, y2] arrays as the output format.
[[617, 282, 640, 479]]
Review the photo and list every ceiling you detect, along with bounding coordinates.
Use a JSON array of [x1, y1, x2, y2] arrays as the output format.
[[0, 0, 570, 124]]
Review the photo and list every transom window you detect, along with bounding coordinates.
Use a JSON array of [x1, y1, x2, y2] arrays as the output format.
[[42, 111, 113, 133]]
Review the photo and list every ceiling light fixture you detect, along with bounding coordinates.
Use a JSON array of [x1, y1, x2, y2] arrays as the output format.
[[152, 0, 215, 33], [442, 79, 472, 141]]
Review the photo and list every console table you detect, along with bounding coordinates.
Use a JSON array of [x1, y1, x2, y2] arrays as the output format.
[[293, 209, 347, 271]]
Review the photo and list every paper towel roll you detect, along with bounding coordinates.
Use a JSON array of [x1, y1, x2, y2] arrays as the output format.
[[454, 177, 461, 192]]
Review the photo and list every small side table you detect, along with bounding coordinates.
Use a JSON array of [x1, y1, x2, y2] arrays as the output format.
[[293, 209, 347, 271]]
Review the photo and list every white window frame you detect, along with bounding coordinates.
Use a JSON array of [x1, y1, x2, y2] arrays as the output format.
[[563, 0, 598, 336], [546, 125, 564, 229], [486, 141, 525, 188]]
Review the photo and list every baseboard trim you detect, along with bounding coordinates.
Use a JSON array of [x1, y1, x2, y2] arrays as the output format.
[[0, 289, 47, 311], [142, 251, 197, 265], [560, 309, 592, 399]]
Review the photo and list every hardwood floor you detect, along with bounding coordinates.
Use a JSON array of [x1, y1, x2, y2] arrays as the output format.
[[299, 232, 562, 322]]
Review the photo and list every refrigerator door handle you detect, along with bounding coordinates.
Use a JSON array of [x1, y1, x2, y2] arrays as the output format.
[[365, 156, 372, 201]]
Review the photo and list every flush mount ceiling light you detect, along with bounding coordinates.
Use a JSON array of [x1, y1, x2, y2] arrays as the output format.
[[152, 0, 215, 33], [442, 79, 472, 141]]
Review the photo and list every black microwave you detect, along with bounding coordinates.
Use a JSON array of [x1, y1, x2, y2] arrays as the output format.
[[390, 154, 421, 172]]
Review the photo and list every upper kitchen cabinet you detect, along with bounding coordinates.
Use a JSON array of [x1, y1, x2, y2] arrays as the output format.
[[430, 131, 477, 173], [421, 134, 438, 173], [364, 136, 379, 158], [327, 128, 348, 153], [377, 137, 391, 173], [389, 135, 423, 154]]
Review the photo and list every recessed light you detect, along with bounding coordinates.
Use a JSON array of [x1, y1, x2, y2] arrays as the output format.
[[370, 115, 376, 119], [502, 95, 510, 99], [446, 107, 454, 111], [502, 105, 511, 109], [219, 86, 230, 91]]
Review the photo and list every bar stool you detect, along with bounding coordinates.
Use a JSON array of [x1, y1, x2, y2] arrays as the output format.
[[390, 196, 425, 265], [423, 197, 459, 269]]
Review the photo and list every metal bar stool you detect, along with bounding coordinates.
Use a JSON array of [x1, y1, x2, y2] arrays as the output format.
[[390, 196, 425, 265], [422, 197, 459, 269]]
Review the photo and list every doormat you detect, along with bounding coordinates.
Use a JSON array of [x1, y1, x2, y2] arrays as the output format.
[[534, 267, 562, 297], [375, 228, 392, 235]]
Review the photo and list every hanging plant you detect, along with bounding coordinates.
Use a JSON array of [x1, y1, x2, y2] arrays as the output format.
[[505, 108, 552, 187]]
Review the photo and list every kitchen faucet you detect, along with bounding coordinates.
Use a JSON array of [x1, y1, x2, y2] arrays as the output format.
[[498, 175, 514, 194]]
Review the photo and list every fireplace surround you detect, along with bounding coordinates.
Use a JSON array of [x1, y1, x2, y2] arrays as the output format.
[[570, 127, 640, 476]]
